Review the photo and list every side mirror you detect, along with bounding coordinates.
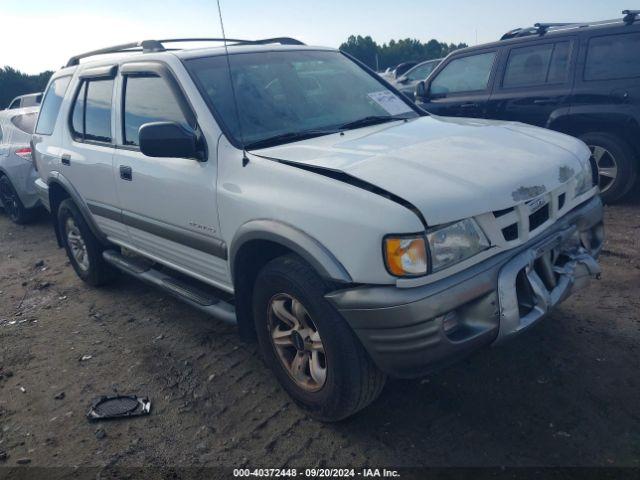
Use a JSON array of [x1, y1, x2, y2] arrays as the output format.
[[415, 81, 430, 102], [139, 122, 202, 160]]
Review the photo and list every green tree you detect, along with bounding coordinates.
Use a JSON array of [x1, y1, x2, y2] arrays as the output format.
[[339, 36, 468, 71], [0, 67, 53, 109]]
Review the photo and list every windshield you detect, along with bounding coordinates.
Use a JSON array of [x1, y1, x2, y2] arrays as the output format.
[[185, 50, 419, 149]]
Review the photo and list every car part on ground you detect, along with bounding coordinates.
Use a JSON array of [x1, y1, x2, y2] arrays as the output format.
[[87, 395, 151, 421]]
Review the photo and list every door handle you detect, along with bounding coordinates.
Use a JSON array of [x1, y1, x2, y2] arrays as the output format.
[[61, 154, 71, 166], [119, 165, 133, 181], [533, 98, 558, 105], [460, 103, 479, 109]]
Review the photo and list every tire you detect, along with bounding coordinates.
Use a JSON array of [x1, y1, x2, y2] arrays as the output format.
[[253, 254, 386, 421], [57, 198, 116, 286], [0, 175, 36, 224], [579, 132, 638, 203]]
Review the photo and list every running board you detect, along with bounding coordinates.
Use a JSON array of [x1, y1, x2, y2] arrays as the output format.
[[102, 250, 237, 325]]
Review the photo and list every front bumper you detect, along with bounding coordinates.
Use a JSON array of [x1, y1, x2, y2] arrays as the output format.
[[326, 195, 604, 378]]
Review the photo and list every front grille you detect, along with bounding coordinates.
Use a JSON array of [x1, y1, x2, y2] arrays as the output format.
[[493, 206, 515, 218], [529, 204, 550, 231], [502, 223, 519, 241]]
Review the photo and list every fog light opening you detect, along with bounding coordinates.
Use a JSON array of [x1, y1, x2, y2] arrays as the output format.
[[441, 311, 460, 334]]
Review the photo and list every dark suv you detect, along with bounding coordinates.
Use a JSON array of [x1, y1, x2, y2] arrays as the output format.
[[415, 10, 640, 203]]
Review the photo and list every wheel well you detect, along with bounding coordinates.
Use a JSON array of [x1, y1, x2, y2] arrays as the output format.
[[552, 115, 640, 159], [48, 182, 70, 246], [232, 239, 294, 339]]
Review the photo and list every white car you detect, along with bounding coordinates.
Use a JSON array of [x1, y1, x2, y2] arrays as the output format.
[[33, 38, 603, 421], [0, 106, 41, 223]]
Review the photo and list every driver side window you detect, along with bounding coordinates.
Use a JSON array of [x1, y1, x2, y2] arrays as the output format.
[[431, 52, 496, 95], [122, 75, 190, 147]]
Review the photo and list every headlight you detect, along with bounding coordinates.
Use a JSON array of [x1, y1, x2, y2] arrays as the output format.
[[426, 218, 490, 272], [383, 235, 428, 277], [575, 160, 595, 196]]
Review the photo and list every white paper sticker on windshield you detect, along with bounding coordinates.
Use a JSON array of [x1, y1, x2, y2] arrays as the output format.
[[367, 91, 413, 116]]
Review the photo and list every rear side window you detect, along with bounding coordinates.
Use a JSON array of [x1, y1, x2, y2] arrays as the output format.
[[503, 42, 570, 88], [431, 52, 496, 95], [405, 62, 438, 82], [122, 76, 190, 146], [35, 76, 71, 135], [70, 79, 114, 143], [11, 113, 38, 134], [585, 32, 640, 81]]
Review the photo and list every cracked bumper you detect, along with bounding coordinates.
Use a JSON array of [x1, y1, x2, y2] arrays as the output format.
[[326, 195, 604, 378]]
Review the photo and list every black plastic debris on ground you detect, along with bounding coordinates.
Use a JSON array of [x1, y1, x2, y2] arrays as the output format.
[[87, 395, 151, 422]]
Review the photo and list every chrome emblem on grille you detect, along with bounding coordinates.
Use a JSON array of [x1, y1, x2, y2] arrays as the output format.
[[526, 197, 547, 213]]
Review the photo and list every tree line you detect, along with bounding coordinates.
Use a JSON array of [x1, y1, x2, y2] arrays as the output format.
[[0, 67, 52, 109], [339, 36, 468, 71]]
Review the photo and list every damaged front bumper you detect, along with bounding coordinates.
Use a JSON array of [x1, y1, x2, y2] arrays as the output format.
[[326, 195, 604, 378]]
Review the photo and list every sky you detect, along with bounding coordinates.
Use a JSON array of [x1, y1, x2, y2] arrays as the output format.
[[0, 0, 633, 74]]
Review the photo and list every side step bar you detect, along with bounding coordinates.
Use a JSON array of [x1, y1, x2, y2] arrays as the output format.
[[102, 249, 237, 325]]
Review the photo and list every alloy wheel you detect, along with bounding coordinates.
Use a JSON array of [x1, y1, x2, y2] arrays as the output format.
[[0, 180, 20, 221], [589, 145, 618, 194], [65, 217, 90, 272], [267, 293, 327, 392]]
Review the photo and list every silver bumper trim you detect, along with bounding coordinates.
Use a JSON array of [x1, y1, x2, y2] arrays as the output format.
[[495, 225, 601, 344]]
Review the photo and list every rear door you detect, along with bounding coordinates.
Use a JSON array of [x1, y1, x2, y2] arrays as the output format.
[[61, 67, 122, 241], [486, 38, 577, 127], [421, 49, 500, 118]]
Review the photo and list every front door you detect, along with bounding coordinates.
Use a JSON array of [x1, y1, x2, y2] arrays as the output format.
[[112, 64, 228, 289], [420, 50, 500, 118]]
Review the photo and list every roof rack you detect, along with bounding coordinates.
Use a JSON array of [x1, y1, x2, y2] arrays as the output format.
[[501, 9, 640, 41], [65, 37, 305, 67], [623, 9, 640, 24]]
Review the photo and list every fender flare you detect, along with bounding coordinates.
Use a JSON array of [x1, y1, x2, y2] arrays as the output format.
[[229, 219, 353, 284], [47, 172, 109, 246]]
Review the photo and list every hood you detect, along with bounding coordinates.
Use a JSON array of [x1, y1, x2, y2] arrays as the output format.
[[252, 116, 590, 225]]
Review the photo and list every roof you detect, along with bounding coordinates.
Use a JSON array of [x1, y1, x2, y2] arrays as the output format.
[[62, 37, 338, 70], [450, 13, 638, 56]]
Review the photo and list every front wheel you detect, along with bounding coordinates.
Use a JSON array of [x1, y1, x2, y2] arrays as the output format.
[[57, 199, 115, 286], [0, 175, 35, 224], [253, 254, 386, 422], [579, 132, 638, 203]]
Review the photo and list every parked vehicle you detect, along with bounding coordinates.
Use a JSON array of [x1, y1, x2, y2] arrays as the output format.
[[33, 37, 603, 421], [0, 106, 40, 223], [415, 9, 640, 203], [6, 92, 42, 110], [379, 61, 419, 81], [391, 58, 441, 99]]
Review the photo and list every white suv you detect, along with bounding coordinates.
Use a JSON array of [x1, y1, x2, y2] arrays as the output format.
[[33, 38, 604, 421]]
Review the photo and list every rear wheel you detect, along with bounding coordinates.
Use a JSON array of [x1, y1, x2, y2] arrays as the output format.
[[0, 175, 35, 224], [253, 254, 386, 421], [579, 132, 638, 203], [57, 199, 115, 286]]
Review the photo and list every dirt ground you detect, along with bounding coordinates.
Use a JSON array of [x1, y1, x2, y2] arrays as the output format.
[[0, 198, 639, 470]]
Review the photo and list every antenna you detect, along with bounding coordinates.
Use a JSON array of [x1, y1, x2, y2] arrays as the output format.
[[216, 0, 249, 166]]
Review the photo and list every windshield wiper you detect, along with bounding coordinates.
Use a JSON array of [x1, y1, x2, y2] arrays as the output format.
[[245, 129, 340, 150], [337, 115, 407, 131]]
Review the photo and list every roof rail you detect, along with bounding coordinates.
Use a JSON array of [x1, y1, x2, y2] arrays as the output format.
[[501, 10, 640, 41], [623, 9, 640, 24], [65, 37, 305, 67]]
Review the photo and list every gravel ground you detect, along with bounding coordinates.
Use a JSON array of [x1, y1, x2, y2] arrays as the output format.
[[0, 199, 638, 469]]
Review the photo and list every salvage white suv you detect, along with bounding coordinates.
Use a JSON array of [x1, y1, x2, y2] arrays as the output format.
[[33, 38, 604, 421]]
